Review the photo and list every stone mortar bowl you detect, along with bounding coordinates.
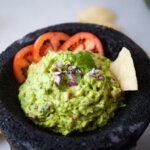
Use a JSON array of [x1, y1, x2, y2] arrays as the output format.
[[0, 23, 150, 150]]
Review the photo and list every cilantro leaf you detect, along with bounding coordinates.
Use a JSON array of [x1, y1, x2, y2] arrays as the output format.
[[40, 104, 50, 115], [72, 51, 96, 69], [75, 71, 81, 84]]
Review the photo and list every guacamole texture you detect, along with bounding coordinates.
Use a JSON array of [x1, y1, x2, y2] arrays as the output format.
[[19, 51, 124, 135]]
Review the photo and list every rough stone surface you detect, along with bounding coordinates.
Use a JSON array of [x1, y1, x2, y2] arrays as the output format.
[[0, 23, 150, 150]]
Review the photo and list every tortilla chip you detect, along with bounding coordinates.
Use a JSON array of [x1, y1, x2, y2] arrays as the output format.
[[78, 6, 121, 31], [78, 6, 116, 23], [110, 47, 138, 91]]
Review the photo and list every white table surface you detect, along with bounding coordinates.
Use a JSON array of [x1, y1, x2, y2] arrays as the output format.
[[0, 0, 150, 149]]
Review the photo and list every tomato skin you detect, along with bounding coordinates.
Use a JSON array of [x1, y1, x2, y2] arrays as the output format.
[[59, 32, 104, 55], [33, 32, 70, 63], [13, 45, 33, 83]]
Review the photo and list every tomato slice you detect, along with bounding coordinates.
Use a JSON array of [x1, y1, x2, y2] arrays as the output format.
[[33, 32, 70, 62], [59, 32, 104, 55], [13, 45, 33, 83]]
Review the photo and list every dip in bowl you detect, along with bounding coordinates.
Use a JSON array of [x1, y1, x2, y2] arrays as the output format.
[[19, 50, 124, 135]]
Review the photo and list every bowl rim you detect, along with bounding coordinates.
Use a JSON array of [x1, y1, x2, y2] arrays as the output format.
[[0, 23, 150, 150]]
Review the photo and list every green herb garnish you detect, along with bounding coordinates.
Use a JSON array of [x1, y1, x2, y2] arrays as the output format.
[[40, 104, 50, 115], [72, 51, 96, 69], [75, 71, 82, 84]]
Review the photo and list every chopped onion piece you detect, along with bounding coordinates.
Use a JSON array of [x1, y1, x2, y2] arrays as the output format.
[[51, 62, 61, 68], [69, 74, 76, 80], [78, 69, 84, 76], [67, 62, 71, 65], [51, 64, 57, 68], [57, 68, 62, 72], [53, 72, 62, 76], [98, 74, 104, 80], [88, 68, 100, 77], [67, 81, 77, 87], [54, 76, 61, 86], [72, 66, 77, 69], [111, 78, 115, 83], [88, 68, 96, 77]]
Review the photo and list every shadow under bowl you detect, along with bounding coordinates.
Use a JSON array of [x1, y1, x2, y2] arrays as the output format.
[[0, 23, 150, 150]]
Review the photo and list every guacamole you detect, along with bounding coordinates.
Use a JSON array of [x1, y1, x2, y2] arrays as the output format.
[[19, 51, 124, 135]]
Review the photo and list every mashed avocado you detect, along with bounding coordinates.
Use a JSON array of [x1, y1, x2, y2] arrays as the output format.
[[19, 51, 124, 135]]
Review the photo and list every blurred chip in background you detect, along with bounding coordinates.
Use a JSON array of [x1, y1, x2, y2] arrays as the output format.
[[78, 6, 121, 31]]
